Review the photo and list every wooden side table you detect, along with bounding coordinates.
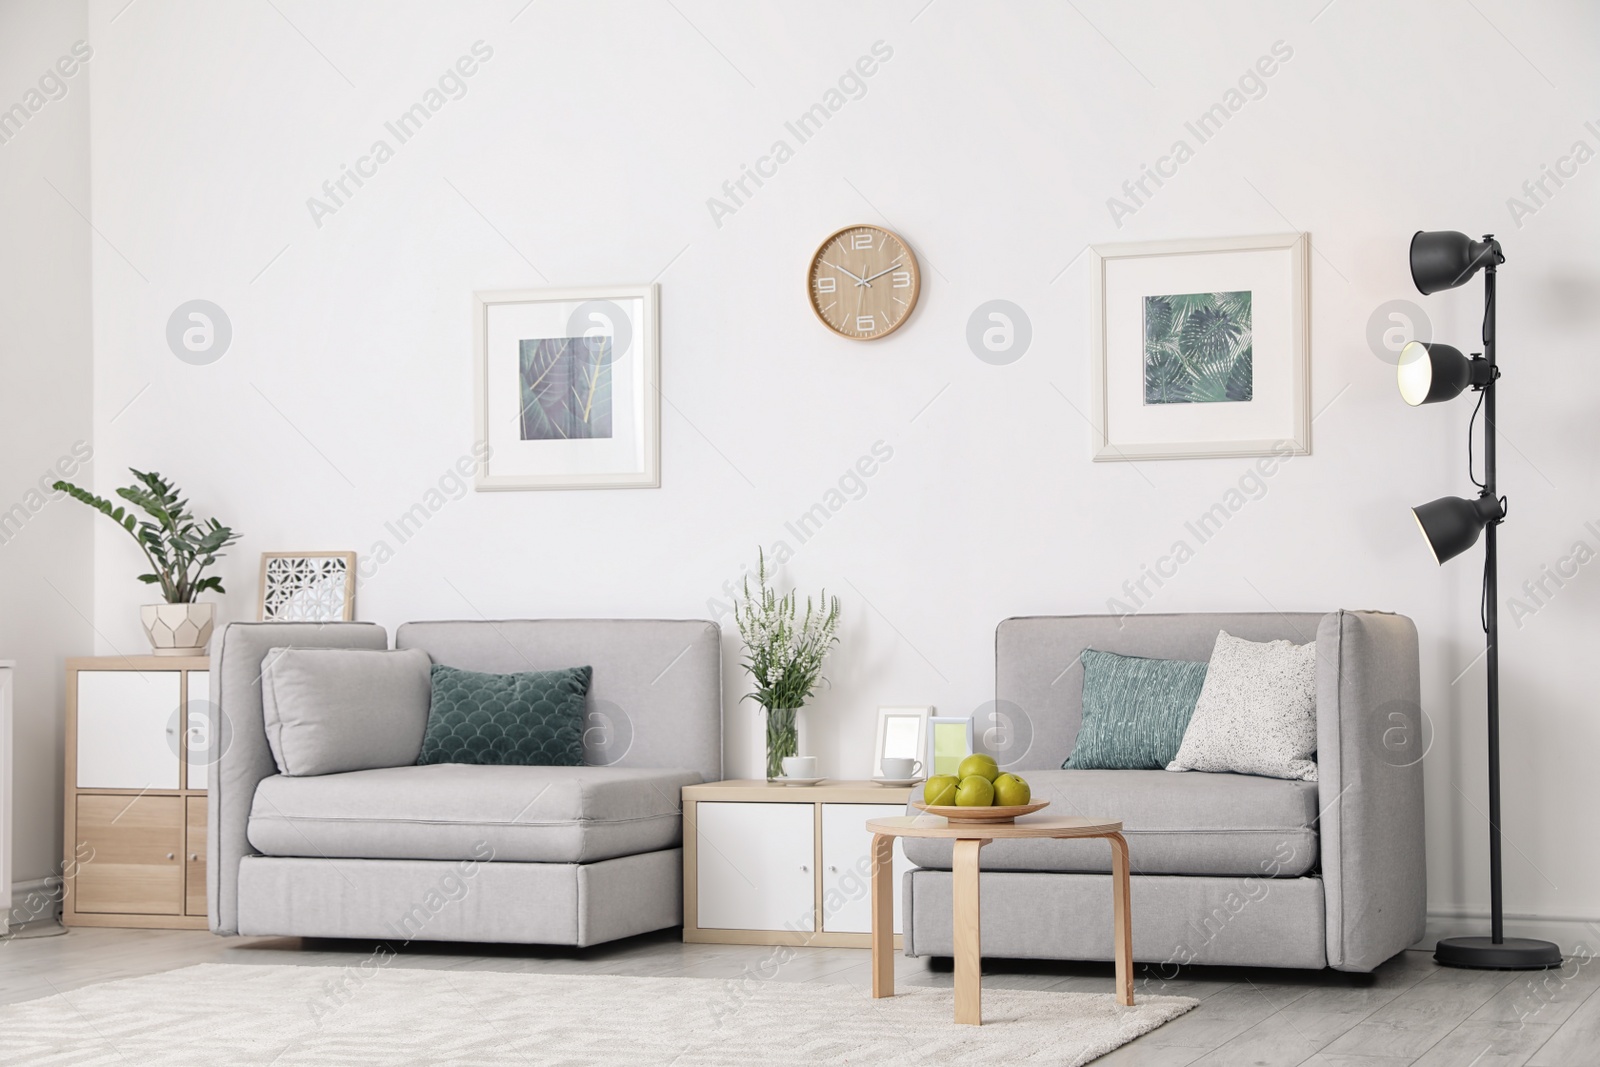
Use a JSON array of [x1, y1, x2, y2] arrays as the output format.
[[866, 813, 1132, 1025]]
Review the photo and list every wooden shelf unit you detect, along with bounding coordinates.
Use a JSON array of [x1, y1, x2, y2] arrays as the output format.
[[63, 656, 211, 929], [682, 779, 915, 949]]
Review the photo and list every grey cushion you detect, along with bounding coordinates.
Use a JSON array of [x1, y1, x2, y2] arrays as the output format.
[[901, 768, 1318, 877], [248, 763, 702, 863], [261, 647, 432, 776], [396, 620, 722, 783], [210, 622, 389, 935]]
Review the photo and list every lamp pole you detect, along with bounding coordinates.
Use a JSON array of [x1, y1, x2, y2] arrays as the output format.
[[1481, 253, 1503, 946]]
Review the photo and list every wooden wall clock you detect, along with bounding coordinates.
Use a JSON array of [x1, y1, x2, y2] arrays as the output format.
[[807, 224, 921, 340]]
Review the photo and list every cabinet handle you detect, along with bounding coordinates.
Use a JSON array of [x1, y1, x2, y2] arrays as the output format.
[[800, 865, 809, 872], [166, 853, 175, 861], [828, 865, 838, 873], [189, 854, 198, 862]]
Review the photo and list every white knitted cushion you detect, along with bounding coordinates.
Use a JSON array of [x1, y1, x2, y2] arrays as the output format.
[[1167, 630, 1318, 781]]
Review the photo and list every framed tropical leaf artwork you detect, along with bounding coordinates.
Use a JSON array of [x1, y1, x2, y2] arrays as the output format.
[[473, 285, 660, 489], [1089, 234, 1309, 460]]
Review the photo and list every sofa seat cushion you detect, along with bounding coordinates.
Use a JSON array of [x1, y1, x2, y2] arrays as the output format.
[[248, 764, 701, 864], [901, 769, 1318, 877]]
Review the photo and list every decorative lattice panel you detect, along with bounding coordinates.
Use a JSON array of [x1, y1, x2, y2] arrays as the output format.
[[261, 554, 354, 622]]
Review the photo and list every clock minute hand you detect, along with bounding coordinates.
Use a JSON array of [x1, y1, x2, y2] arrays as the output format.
[[859, 261, 903, 285]]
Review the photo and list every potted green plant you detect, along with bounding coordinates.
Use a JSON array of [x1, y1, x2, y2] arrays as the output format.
[[733, 550, 841, 780], [53, 470, 241, 656]]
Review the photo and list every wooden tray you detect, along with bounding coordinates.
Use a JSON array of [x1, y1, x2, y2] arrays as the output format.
[[911, 800, 1050, 824]]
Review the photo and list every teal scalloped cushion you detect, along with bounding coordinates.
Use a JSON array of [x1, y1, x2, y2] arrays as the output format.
[[418, 664, 591, 767], [1064, 649, 1209, 770]]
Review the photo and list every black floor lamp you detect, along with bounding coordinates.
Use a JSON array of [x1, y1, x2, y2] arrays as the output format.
[[1397, 230, 1562, 970]]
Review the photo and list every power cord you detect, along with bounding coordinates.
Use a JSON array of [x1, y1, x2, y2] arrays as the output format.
[[1466, 389, 1486, 491]]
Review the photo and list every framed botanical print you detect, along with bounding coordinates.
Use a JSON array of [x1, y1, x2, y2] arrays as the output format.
[[1089, 233, 1310, 461], [473, 285, 660, 490], [259, 552, 356, 621]]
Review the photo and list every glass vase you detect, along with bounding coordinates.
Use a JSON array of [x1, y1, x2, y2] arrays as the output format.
[[764, 706, 800, 780]]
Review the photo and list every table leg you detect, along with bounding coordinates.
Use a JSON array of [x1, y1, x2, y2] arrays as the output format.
[[953, 838, 986, 1025], [870, 833, 895, 999], [1108, 831, 1133, 1006]]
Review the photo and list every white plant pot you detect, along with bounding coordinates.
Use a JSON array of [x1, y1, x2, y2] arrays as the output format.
[[140, 603, 215, 657]]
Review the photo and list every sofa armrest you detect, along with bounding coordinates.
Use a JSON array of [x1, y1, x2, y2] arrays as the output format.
[[1315, 610, 1427, 971], [207, 621, 387, 934]]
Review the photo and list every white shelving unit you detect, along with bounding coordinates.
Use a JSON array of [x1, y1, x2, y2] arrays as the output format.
[[682, 780, 914, 948]]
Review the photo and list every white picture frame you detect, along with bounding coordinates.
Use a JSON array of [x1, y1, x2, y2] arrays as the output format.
[[473, 284, 660, 490], [874, 706, 931, 778], [926, 716, 975, 778], [1088, 232, 1310, 461]]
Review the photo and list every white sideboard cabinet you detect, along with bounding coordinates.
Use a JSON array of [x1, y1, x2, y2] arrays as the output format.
[[683, 780, 914, 948]]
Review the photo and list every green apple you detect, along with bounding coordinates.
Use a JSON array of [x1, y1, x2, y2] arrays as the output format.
[[957, 754, 1000, 782], [992, 773, 1031, 807], [954, 775, 995, 807], [923, 775, 959, 807]]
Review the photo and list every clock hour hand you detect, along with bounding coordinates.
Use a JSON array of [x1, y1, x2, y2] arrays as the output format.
[[823, 260, 869, 285], [858, 261, 903, 285]]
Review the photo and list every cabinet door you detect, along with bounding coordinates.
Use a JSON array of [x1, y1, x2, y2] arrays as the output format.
[[820, 803, 912, 935], [185, 671, 211, 791], [74, 795, 183, 915], [184, 795, 207, 917], [76, 671, 181, 790], [695, 802, 815, 932]]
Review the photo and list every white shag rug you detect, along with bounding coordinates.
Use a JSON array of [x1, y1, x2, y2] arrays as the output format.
[[0, 963, 1197, 1065]]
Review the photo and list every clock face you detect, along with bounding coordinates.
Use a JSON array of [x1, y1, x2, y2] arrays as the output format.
[[807, 225, 921, 340]]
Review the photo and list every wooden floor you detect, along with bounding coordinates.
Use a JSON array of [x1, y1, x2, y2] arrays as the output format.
[[2, 925, 1598, 1065]]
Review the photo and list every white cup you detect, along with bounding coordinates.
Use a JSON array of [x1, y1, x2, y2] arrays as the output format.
[[881, 757, 923, 779], [781, 755, 818, 778]]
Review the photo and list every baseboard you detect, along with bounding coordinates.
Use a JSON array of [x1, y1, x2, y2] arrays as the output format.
[[6, 877, 65, 931], [1425, 908, 1600, 954]]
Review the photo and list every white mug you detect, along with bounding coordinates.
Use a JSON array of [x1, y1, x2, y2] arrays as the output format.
[[782, 755, 818, 778], [881, 757, 923, 779]]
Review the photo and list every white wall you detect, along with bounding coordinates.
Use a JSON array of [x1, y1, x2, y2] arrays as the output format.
[[0, 0, 95, 886], [82, 1, 1600, 936]]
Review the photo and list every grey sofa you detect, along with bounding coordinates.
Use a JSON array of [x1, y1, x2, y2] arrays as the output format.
[[901, 610, 1425, 973], [208, 618, 721, 947]]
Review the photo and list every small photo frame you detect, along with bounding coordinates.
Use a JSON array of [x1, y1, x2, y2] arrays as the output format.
[[259, 552, 356, 622], [874, 706, 932, 778], [927, 716, 975, 778]]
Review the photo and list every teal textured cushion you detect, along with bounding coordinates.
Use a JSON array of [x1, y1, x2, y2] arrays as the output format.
[[1064, 649, 1209, 770], [418, 664, 591, 767]]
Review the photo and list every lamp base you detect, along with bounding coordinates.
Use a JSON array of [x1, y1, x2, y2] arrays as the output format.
[[1434, 935, 1563, 970]]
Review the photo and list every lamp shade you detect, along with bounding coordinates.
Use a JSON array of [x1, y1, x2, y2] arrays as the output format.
[[1410, 230, 1501, 294], [1398, 341, 1489, 406], [1413, 494, 1505, 564]]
